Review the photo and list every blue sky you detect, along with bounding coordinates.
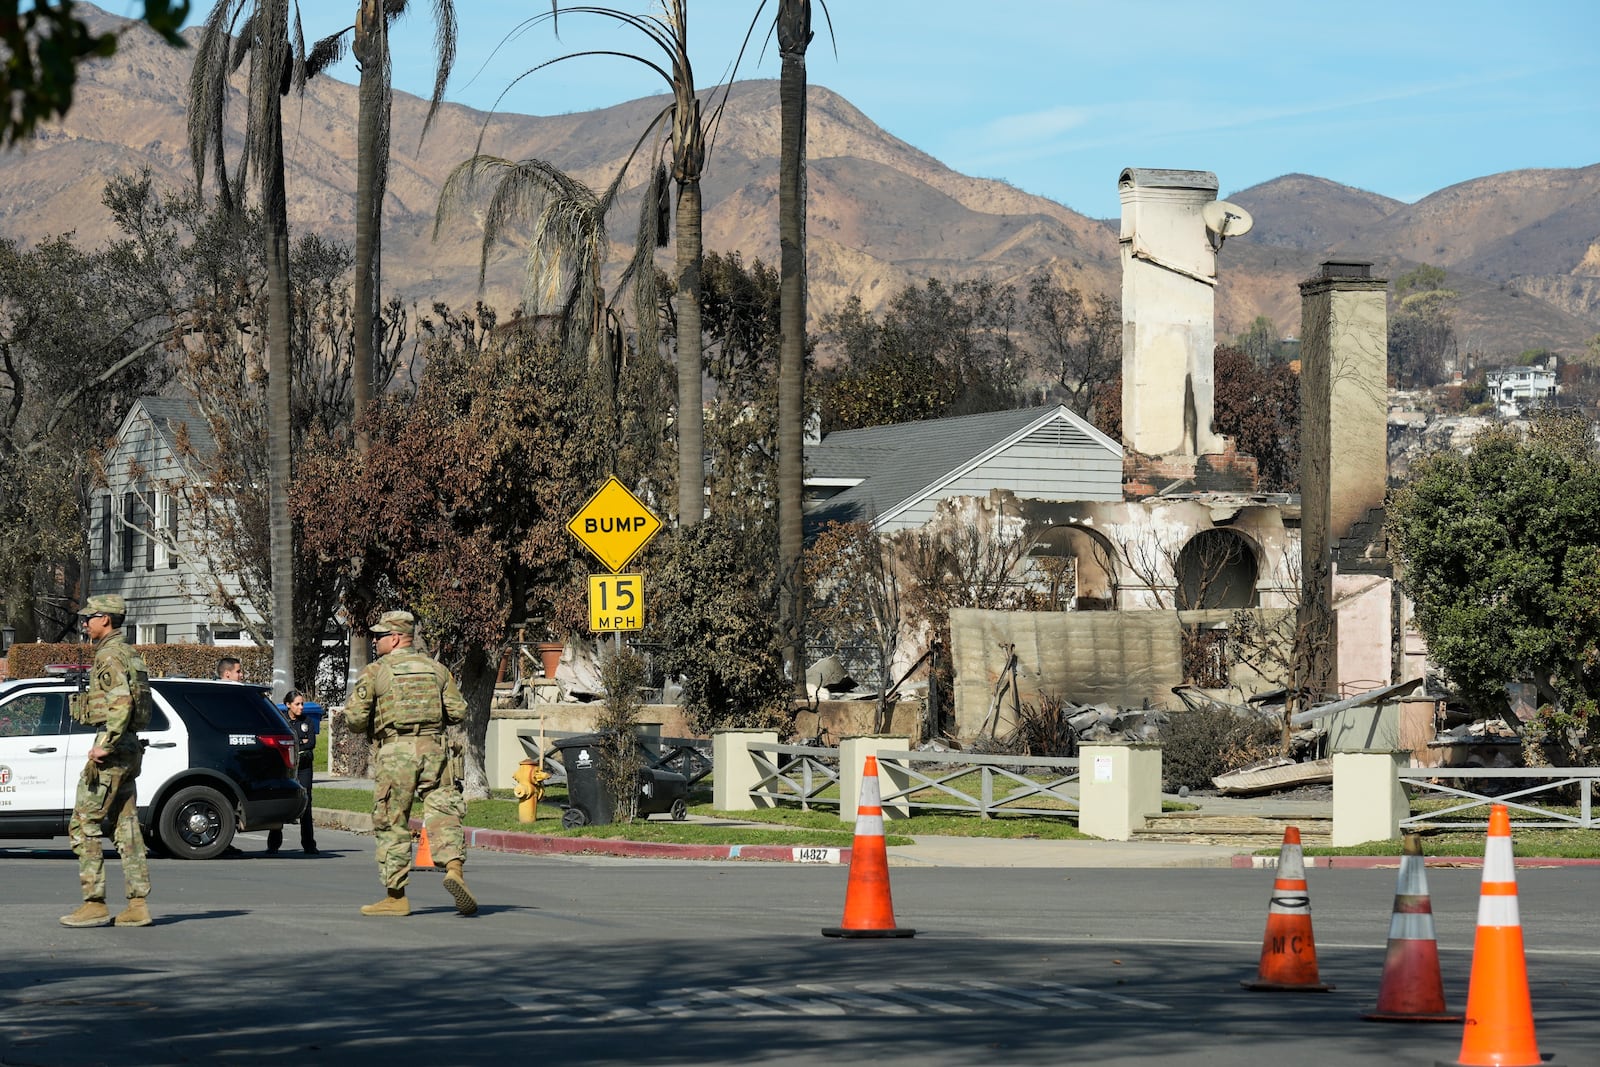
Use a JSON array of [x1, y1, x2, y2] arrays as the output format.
[[164, 0, 1600, 219]]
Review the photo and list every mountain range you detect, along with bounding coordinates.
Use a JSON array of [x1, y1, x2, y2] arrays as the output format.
[[4, 5, 1596, 361]]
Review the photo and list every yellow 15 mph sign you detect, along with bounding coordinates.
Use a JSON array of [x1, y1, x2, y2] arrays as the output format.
[[588, 574, 643, 632]]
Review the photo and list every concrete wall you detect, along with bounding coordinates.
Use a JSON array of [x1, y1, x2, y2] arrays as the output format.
[[950, 608, 1185, 736], [1334, 573, 1392, 692]]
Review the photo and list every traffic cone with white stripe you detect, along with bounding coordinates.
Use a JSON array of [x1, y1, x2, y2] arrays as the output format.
[[1363, 833, 1459, 1022], [822, 755, 914, 939], [1241, 826, 1332, 991], [1440, 804, 1556, 1067]]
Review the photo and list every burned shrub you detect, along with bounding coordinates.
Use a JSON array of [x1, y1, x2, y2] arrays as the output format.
[[1006, 694, 1078, 757], [1161, 706, 1281, 792]]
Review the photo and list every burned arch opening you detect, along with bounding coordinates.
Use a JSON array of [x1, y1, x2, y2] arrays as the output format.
[[1025, 525, 1118, 610], [1176, 528, 1258, 609]]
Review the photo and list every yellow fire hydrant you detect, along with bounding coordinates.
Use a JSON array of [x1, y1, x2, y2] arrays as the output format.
[[512, 759, 552, 823]]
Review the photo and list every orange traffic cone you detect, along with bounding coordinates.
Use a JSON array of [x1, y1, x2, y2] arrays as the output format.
[[1363, 833, 1459, 1023], [822, 755, 914, 939], [412, 825, 439, 870], [1242, 826, 1332, 991], [1441, 804, 1553, 1067]]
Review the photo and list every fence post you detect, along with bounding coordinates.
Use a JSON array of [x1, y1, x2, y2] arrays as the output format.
[[712, 730, 778, 811], [838, 735, 911, 823], [1078, 742, 1163, 841], [1332, 750, 1405, 846]]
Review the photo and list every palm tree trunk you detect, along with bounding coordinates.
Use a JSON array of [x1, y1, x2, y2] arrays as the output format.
[[352, 0, 386, 456], [675, 176, 704, 526], [348, 0, 390, 686], [777, 0, 812, 692], [264, 99, 296, 700]]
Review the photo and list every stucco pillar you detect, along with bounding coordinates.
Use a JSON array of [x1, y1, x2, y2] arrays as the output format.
[[712, 730, 778, 811], [1077, 742, 1163, 841], [838, 735, 911, 823], [1331, 750, 1406, 847]]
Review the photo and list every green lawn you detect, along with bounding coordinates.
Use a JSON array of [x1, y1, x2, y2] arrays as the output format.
[[1293, 796, 1600, 858], [1301, 828, 1600, 859]]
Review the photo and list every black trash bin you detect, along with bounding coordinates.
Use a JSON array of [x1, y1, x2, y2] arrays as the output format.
[[552, 732, 690, 829]]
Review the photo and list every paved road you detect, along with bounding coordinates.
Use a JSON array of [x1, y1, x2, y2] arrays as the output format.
[[3, 828, 1596, 1066]]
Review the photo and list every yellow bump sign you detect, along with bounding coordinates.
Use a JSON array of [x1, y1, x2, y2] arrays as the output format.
[[566, 476, 663, 572], [588, 574, 644, 632]]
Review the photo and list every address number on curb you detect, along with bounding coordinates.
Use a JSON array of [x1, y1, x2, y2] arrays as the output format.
[[792, 847, 841, 864]]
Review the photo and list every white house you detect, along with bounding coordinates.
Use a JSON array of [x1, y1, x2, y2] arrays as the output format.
[[1485, 365, 1557, 417], [87, 397, 257, 647]]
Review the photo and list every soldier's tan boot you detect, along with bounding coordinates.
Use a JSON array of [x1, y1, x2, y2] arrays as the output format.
[[114, 898, 152, 927], [359, 889, 410, 917], [443, 860, 478, 916], [60, 900, 111, 928]]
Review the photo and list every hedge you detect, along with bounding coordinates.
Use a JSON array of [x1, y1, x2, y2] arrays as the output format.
[[6, 642, 274, 683]]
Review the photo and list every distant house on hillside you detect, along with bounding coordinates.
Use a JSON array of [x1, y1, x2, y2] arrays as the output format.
[[804, 404, 1124, 534], [1485, 365, 1556, 417], [87, 397, 258, 648]]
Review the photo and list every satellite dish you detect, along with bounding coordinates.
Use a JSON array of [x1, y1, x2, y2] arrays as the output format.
[[1202, 200, 1254, 251]]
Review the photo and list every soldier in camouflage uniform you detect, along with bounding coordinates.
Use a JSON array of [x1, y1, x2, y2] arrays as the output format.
[[60, 594, 154, 928], [344, 610, 476, 916]]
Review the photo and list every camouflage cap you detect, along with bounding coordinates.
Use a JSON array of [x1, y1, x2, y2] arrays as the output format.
[[369, 610, 415, 635], [78, 594, 126, 617]]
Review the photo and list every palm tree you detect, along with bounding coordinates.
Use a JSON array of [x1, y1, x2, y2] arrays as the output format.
[[187, 0, 299, 699], [435, 151, 660, 411], [307, 0, 456, 684], [483, 1, 757, 527], [776, 0, 818, 690], [306, 0, 456, 453]]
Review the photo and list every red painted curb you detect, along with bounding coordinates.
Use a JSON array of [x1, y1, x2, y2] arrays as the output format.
[[460, 825, 851, 864]]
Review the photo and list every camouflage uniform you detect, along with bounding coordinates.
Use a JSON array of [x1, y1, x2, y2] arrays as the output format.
[[67, 600, 153, 906], [344, 616, 468, 892]]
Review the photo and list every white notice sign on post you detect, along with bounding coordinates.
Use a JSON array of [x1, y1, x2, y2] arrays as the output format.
[[1094, 756, 1114, 783]]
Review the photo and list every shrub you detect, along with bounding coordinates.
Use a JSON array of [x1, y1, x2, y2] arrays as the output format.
[[1161, 706, 1280, 791], [7, 642, 273, 683], [1007, 694, 1077, 757]]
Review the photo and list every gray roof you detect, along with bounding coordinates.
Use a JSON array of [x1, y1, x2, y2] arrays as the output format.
[[806, 404, 1120, 530], [135, 396, 219, 464]]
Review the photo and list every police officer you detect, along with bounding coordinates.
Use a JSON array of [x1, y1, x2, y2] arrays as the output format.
[[343, 610, 476, 916], [267, 689, 318, 854], [60, 594, 154, 928]]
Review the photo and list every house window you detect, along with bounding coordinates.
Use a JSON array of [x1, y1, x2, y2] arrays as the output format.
[[145, 490, 157, 571], [121, 491, 137, 572], [165, 494, 178, 569], [100, 495, 112, 574], [153, 624, 167, 644]]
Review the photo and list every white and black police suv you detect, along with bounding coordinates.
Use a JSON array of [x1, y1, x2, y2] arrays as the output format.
[[0, 674, 306, 859]]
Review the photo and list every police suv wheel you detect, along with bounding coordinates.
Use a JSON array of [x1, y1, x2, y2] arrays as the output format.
[[158, 784, 237, 860]]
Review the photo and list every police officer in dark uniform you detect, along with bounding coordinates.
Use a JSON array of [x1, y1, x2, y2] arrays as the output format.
[[267, 689, 318, 854]]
